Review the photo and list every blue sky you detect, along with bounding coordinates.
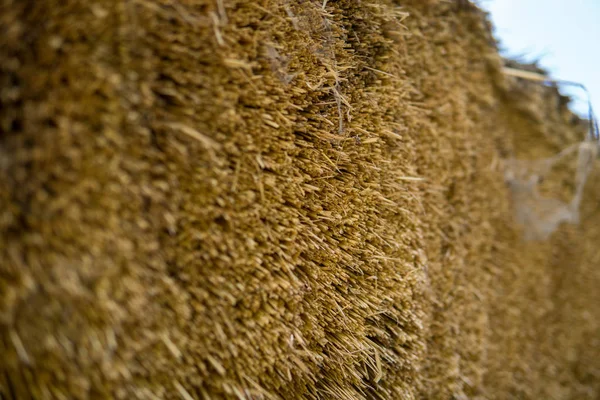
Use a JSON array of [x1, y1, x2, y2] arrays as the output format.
[[480, 0, 600, 118]]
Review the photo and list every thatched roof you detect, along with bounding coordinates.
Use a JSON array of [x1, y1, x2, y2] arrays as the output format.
[[1, 0, 598, 398]]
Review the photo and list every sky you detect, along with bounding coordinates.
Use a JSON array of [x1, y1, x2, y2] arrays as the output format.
[[479, 0, 600, 119]]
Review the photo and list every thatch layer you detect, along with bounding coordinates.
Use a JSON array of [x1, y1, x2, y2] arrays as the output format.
[[1, 0, 598, 399]]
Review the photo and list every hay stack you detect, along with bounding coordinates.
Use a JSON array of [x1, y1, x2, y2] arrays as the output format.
[[1, 0, 598, 398]]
